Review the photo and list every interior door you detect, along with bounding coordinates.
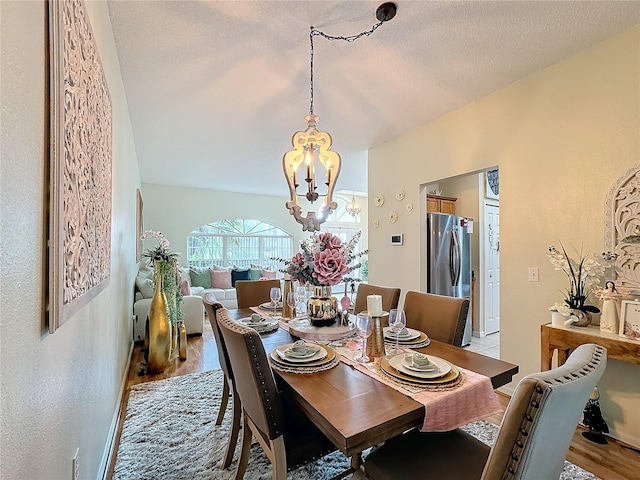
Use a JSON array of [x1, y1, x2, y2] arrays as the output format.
[[484, 203, 500, 335]]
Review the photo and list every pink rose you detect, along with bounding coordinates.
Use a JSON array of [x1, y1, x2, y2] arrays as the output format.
[[319, 233, 342, 251], [312, 249, 349, 286]]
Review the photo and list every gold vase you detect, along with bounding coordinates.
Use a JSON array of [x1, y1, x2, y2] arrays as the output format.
[[307, 285, 338, 327], [178, 322, 187, 361], [147, 262, 172, 373], [282, 278, 293, 319]]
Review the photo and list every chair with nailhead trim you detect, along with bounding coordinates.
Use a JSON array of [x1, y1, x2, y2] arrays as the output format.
[[363, 343, 607, 480], [216, 308, 339, 479], [202, 295, 240, 469]]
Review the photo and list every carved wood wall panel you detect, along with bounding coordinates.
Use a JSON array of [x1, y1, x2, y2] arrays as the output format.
[[49, 0, 112, 332], [605, 164, 640, 294]]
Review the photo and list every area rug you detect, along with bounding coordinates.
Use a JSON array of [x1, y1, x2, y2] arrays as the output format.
[[114, 370, 600, 480]]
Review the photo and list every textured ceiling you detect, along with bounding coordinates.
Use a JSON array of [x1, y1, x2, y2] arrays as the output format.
[[107, 1, 640, 196]]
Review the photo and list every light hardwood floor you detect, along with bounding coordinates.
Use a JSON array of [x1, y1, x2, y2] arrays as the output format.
[[108, 318, 639, 480]]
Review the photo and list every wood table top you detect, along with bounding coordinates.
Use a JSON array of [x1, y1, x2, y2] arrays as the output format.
[[224, 308, 519, 457]]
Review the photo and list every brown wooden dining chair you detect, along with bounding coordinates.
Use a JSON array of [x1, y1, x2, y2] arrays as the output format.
[[216, 308, 340, 480], [202, 294, 240, 469], [402, 291, 469, 346], [353, 284, 401, 325], [364, 343, 607, 480], [235, 279, 281, 309]]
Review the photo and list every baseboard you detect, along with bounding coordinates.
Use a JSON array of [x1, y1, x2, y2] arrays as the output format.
[[97, 340, 134, 480]]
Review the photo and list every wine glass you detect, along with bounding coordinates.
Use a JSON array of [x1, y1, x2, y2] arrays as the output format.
[[388, 308, 406, 355], [286, 291, 297, 319], [270, 287, 281, 317], [295, 286, 307, 313], [354, 313, 373, 363]]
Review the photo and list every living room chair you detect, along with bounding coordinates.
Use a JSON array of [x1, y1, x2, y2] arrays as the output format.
[[216, 308, 340, 480], [363, 343, 607, 480], [202, 295, 240, 469], [402, 291, 469, 346], [235, 279, 281, 309], [353, 284, 401, 325]]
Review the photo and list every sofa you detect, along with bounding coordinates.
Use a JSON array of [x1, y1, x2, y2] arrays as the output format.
[[182, 265, 278, 310], [133, 260, 205, 341]]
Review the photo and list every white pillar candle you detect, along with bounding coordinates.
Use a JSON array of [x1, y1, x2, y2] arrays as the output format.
[[367, 295, 383, 316]]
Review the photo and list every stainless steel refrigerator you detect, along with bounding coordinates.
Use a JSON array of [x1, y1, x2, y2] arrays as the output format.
[[426, 212, 472, 346]]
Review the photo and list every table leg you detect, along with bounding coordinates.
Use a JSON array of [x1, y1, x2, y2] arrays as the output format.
[[350, 452, 363, 470], [541, 325, 552, 371], [557, 349, 570, 367]]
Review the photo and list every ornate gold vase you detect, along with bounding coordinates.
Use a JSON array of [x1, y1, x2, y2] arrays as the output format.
[[146, 262, 172, 373], [307, 285, 338, 327]]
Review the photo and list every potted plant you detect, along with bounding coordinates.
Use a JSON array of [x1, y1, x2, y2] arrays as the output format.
[[547, 244, 610, 326]]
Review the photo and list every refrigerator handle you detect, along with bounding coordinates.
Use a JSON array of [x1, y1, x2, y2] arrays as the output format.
[[449, 229, 461, 287]]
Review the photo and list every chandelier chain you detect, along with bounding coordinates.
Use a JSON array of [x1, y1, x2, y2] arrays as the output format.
[[308, 17, 387, 115]]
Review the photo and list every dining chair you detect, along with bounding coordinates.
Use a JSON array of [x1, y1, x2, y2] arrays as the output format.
[[402, 291, 469, 346], [363, 343, 607, 480], [353, 284, 401, 325], [216, 308, 341, 480], [235, 279, 281, 309], [202, 294, 241, 469]]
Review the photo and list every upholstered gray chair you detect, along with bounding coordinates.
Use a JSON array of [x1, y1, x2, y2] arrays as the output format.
[[202, 295, 240, 469], [364, 343, 607, 480], [402, 291, 469, 346], [235, 279, 281, 309], [216, 308, 339, 479]]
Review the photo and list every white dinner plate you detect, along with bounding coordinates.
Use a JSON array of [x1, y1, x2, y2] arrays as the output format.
[[259, 302, 283, 310], [383, 327, 421, 341], [275, 343, 328, 363], [388, 354, 451, 379]]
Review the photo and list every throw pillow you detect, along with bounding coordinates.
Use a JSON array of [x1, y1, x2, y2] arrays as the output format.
[[231, 268, 250, 287], [249, 267, 263, 281], [181, 280, 190, 296], [261, 269, 277, 279], [211, 269, 232, 289], [189, 268, 212, 289], [135, 268, 155, 298]]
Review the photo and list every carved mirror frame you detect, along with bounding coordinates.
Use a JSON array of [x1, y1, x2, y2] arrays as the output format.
[[605, 164, 640, 294]]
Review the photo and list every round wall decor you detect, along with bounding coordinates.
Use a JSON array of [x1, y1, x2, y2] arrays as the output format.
[[375, 195, 385, 207], [395, 189, 405, 201], [389, 211, 399, 223]]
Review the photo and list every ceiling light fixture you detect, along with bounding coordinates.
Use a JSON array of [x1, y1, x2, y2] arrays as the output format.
[[345, 191, 362, 217], [282, 2, 397, 232]]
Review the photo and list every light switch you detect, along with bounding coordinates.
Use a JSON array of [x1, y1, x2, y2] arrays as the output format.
[[528, 267, 539, 282]]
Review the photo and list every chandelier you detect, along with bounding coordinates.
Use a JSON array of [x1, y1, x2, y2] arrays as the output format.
[[283, 3, 397, 232], [345, 191, 362, 217]]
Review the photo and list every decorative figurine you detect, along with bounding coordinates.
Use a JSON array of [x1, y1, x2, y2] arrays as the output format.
[[594, 281, 626, 333], [582, 387, 609, 444]]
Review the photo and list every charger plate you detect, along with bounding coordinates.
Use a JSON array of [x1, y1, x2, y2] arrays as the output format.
[[270, 344, 336, 368], [380, 356, 460, 385], [383, 327, 421, 341], [259, 302, 283, 311], [269, 345, 339, 374], [274, 344, 327, 363], [388, 353, 451, 379], [237, 317, 279, 333]]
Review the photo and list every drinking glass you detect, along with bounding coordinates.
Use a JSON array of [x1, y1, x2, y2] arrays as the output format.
[[354, 313, 373, 363], [286, 291, 297, 318], [388, 308, 406, 355], [270, 287, 282, 317], [295, 286, 306, 311]]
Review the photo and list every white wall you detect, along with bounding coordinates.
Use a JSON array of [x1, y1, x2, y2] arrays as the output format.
[[0, 2, 139, 478], [141, 183, 309, 262], [369, 26, 640, 446]]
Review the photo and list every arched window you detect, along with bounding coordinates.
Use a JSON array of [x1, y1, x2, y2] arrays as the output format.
[[187, 219, 293, 269]]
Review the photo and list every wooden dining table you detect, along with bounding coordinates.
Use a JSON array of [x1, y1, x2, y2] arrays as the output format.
[[223, 308, 519, 465]]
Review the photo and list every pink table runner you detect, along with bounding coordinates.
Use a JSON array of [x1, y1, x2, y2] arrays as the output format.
[[336, 344, 503, 432]]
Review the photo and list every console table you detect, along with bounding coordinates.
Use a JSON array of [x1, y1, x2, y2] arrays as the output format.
[[540, 323, 640, 371]]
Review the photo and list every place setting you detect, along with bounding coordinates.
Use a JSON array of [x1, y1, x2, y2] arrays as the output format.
[[269, 340, 340, 374], [383, 308, 431, 350], [379, 352, 463, 390], [235, 313, 279, 333]]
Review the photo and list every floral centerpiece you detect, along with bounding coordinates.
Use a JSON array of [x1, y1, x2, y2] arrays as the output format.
[[278, 231, 368, 286], [547, 243, 610, 326], [275, 231, 368, 326], [141, 230, 183, 327]]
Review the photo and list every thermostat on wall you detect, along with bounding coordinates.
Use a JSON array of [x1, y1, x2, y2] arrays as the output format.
[[391, 234, 404, 246]]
